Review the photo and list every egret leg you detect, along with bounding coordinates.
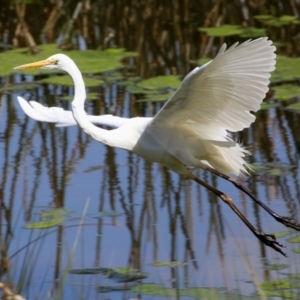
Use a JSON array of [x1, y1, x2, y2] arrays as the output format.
[[191, 174, 286, 256], [207, 167, 300, 231]]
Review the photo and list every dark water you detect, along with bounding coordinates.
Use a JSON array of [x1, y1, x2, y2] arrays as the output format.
[[1, 2, 300, 299]]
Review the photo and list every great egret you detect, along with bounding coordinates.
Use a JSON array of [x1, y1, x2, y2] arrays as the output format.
[[14, 38, 300, 256]]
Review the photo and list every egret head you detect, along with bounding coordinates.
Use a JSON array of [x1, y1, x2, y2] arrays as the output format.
[[14, 54, 75, 71]]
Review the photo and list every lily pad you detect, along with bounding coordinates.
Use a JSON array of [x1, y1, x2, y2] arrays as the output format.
[[39, 208, 70, 218], [126, 85, 158, 94], [38, 75, 104, 87], [293, 248, 300, 254], [2, 44, 138, 77], [260, 290, 294, 298], [269, 168, 281, 176], [273, 84, 300, 101], [199, 25, 243, 37], [271, 56, 300, 83], [138, 92, 174, 102], [255, 14, 299, 27], [198, 57, 212, 65], [137, 75, 181, 90], [24, 216, 64, 229], [254, 15, 273, 22], [274, 231, 292, 238], [69, 267, 148, 283], [119, 77, 142, 86], [0, 83, 38, 92], [286, 103, 300, 111], [97, 285, 135, 293], [261, 278, 293, 290], [94, 211, 123, 218], [199, 25, 266, 38], [250, 165, 267, 172], [289, 235, 300, 243], [24, 207, 69, 229], [61, 92, 100, 101], [239, 27, 266, 38], [265, 264, 288, 271], [131, 284, 260, 299], [152, 261, 182, 267], [260, 102, 279, 110], [103, 71, 124, 81]]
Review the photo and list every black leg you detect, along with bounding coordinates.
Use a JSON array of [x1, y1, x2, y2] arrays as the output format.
[[207, 167, 300, 231], [192, 174, 286, 256]]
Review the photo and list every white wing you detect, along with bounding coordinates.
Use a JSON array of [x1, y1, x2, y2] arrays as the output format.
[[151, 38, 276, 140], [17, 96, 129, 128]]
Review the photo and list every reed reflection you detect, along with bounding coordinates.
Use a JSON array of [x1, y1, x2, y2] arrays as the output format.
[[1, 1, 300, 297]]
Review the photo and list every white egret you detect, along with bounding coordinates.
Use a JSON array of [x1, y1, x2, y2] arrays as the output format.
[[15, 38, 300, 256]]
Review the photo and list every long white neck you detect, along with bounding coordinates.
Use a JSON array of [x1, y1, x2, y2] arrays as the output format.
[[65, 62, 115, 146]]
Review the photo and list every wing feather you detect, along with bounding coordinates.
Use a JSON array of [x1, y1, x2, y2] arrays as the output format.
[[151, 38, 276, 140]]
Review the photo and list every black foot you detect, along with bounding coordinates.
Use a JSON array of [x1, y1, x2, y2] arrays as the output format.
[[276, 216, 300, 231], [255, 232, 286, 257]]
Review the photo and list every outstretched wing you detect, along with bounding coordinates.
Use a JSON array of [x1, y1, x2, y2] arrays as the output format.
[[150, 38, 276, 140], [17, 96, 129, 128]]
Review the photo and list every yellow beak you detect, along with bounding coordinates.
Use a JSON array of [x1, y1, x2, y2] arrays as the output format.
[[14, 59, 52, 70]]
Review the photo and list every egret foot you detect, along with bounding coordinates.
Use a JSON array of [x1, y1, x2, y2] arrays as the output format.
[[254, 232, 286, 257]]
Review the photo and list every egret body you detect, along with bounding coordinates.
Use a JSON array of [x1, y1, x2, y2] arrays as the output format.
[[15, 38, 300, 256]]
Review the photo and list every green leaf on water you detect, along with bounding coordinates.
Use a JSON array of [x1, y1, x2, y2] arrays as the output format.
[[293, 248, 300, 254], [126, 85, 158, 94], [199, 25, 265, 38], [39, 208, 70, 218], [265, 264, 288, 271], [24, 216, 64, 229], [269, 168, 281, 176], [289, 235, 300, 243], [119, 77, 142, 86], [97, 285, 134, 293], [152, 261, 182, 267], [260, 290, 294, 298], [199, 25, 243, 37], [273, 84, 300, 101], [138, 92, 174, 102], [271, 56, 300, 83], [197, 57, 212, 66], [255, 14, 299, 26], [103, 71, 124, 81], [261, 278, 293, 290], [254, 15, 273, 21], [0, 83, 39, 92], [274, 231, 292, 238], [249, 165, 267, 172], [24, 207, 70, 229], [2, 44, 138, 77], [286, 103, 300, 111], [94, 211, 123, 218], [69, 267, 148, 282], [260, 102, 279, 110], [137, 75, 181, 90], [239, 27, 266, 38], [38, 75, 104, 87], [61, 92, 100, 101], [279, 15, 300, 24], [131, 284, 259, 299]]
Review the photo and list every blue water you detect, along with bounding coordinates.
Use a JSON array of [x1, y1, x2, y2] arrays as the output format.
[[1, 78, 300, 299]]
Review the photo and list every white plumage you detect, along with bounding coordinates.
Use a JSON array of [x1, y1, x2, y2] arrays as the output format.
[[16, 37, 276, 176]]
